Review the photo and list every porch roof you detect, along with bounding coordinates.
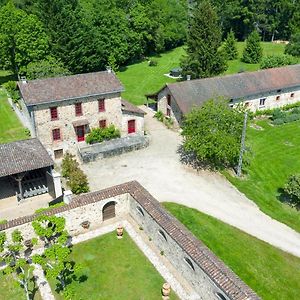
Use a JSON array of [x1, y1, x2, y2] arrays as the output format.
[[0, 139, 54, 177], [72, 119, 90, 127]]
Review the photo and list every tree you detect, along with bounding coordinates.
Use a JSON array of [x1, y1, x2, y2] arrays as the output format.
[[285, 33, 300, 57], [283, 174, 300, 206], [223, 29, 238, 60], [181, 99, 244, 169], [25, 56, 70, 79], [260, 54, 295, 69], [181, 0, 227, 79], [0, 230, 37, 300], [242, 30, 263, 63], [0, 1, 50, 76], [32, 215, 81, 297]]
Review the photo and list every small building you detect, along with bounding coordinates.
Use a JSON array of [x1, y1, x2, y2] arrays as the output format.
[[149, 64, 300, 127], [18, 71, 145, 159], [0, 138, 62, 201]]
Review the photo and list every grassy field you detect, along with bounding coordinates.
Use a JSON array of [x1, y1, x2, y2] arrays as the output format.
[[164, 202, 300, 300], [0, 88, 27, 144], [52, 231, 179, 300], [117, 42, 289, 105], [1, 275, 41, 300], [225, 119, 300, 233]]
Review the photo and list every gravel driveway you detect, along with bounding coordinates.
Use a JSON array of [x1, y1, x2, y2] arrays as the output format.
[[82, 106, 300, 257]]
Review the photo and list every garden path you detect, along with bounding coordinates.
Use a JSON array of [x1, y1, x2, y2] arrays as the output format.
[[82, 106, 300, 257]]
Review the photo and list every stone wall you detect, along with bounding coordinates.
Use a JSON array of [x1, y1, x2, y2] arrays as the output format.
[[0, 181, 260, 300]]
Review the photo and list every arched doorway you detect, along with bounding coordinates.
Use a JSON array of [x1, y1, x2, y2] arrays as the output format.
[[102, 201, 116, 221]]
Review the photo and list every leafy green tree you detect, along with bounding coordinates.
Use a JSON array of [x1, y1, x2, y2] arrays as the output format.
[[242, 30, 263, 63], [32, 215, 81, 296], [68, 168, 90, 195], [0, 1, 50, 75], [0, 230, 37, 300], [285, 33, 300, 57], [25, 57, 70, 79], [181, 0, 227, 79], [223, 29, 238, 60], [260, 54, 295, 69], [181, 99, 244, 168], [283, 174, 300, 206]]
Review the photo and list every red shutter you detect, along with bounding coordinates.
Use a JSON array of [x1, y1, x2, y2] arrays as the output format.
[[98, 99, 105, 112], [52, 128, 61, 141], [50, 107, 58, 120], [75, 103, 83, 116]]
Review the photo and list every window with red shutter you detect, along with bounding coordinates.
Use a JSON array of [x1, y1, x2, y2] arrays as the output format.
[[52, 128, 61, 141], [50, 107, 58, 120], [99, 119, 106, 128], [98, 99, 105, 112], [167, 94, 171, 106], [75, 103, 83, 116]]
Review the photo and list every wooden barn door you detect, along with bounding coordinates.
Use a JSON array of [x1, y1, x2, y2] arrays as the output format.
[[102, 202, 116, 221]]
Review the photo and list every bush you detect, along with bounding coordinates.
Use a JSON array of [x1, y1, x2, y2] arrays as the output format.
[[271, 108, 285, 120], [61, 152, 79, 178], [68, 168, 89, 195], [286, 113, 300, 123], [273, 118, 285, 125], [285, 32, 300, 57], [86, 125, 120, 144], [148, 59, 158, 66], [3, 80, 20, 103], [24, 128, 31, 137], [284, 174, 300, 205], [260, 54, 295, 69], [35, 202, 65, 214], [154, 111, 164, 122]]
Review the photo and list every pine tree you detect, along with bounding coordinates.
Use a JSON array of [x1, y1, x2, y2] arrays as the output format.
[[242, 31, 263, 63], [223, 29, 238, 60], [181, 0, 227, 79]]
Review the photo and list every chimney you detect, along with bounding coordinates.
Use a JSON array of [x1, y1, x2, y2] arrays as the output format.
[[20, 76, 27, 84], [106, 66, 112, 73]]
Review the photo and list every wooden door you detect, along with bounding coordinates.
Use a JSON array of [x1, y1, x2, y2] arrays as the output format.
[[76, 125, 85, 142], [102, 201, 116, 221], [128, 120, 136, 134]]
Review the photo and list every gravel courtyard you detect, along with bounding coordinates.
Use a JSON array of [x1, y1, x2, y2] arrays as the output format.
[[82, 106, 300, 257]]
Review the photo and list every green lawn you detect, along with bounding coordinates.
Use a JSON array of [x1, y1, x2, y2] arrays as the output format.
[[225, 119, 300, 232], [0, 88, 27, 144], [117, 47, 185, 105], [1, 275, 42, 300], [164, 202, 300, 300], [52, 231, 179, 300]]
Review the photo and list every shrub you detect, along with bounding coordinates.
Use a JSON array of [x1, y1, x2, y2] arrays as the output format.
[[68, 168, 89, 195], [285, 32, 300, 57], [154, 110, 164, 122], [148, 59, 158, 66], [86, 125, 120, 145], [273, 118, 285, 125], [0, 219, 7, 225], [61, 152, 79, 178], [3, 80, 20, 103], [284, 174, 300, 205], [271, 108, 285, 120], [286, 113, 300, 123], [24, 128, 31, 137], [260, 54, 295, 69], [35, 202, 65, 214]]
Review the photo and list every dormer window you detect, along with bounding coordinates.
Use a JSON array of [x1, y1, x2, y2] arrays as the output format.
[[50, 107, 58, 120], [98, 98, 105, 112], [75, 103, 83, 116]]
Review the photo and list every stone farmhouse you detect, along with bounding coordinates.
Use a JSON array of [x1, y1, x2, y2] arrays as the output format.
[[0, 181, 260, 300], [148, 64, 300, 127], [18, 71, 145, 159]]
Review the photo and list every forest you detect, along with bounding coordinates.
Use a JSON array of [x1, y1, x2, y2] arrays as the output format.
[[0, 0, 299, 78]]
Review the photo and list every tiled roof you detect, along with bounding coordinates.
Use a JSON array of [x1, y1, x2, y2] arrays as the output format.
[[18, 71, 124, 106], [121, 99, 146, 115], [0, 181, 260, 300], [0, 138, 54, 177], [167, 64, 300, 114]]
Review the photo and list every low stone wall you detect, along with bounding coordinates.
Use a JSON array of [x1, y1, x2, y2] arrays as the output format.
[[0, 181, 260, 300], [78, 134, 149, 163]]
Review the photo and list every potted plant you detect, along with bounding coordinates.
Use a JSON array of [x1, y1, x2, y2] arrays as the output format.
[[116, 224, 124, 239], [162, 283, 171, 297]]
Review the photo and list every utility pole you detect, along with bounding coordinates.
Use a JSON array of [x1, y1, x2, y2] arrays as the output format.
[[237, 111, 248, 177]]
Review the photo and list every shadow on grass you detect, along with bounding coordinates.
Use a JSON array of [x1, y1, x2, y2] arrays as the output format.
[[0, 73, 17, 85], [29, 276, 40, 300], [277, 188, 300, 210]]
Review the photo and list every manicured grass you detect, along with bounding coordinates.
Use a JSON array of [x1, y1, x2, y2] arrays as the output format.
[[225, 119, 300, 232], [1, 275, 42, 300], [164, 202, 300, 300], [0, 88, 27, 144], [117, 47, 185, 105], [52, 231, 179, 300]]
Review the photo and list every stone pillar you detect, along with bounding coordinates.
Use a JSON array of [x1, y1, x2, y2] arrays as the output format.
[[51, 170, 63, 198], [63, 190, 73, 204]]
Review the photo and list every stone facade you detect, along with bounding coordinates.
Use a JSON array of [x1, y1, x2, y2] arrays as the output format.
[[0, 181, 260, 300]]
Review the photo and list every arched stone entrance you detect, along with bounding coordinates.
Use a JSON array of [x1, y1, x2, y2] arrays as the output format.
[[102, 201, 116, 221]]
